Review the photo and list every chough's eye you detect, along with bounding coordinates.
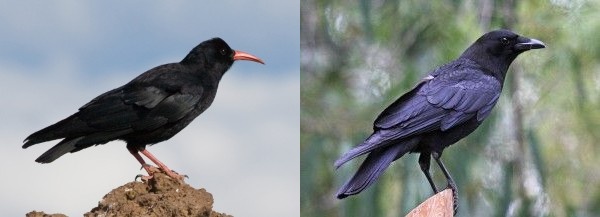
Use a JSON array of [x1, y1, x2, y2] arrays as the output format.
[[500, 37, 510, 45], [220, 49, 227, 56]]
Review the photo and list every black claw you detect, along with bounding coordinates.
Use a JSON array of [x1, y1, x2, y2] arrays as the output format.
[[168, 169, 188, 179], [447, 182, 458, 216], [453, 193, 458, 215], [134, 174, 144, 182]]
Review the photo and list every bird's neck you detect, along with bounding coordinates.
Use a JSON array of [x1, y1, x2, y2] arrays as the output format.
[[184, 62, 228, 81], [460, 53, 513, 83]]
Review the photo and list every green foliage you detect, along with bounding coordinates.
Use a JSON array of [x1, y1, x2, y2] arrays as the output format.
[[301, 0, 600, 216]]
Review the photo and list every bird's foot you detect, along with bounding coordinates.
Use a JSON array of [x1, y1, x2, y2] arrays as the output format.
[[161, 168, 188, 182], [446, 181, 458, 216], [135, 174, 153, 182], [134, 164, 160, 182], [136, 164, 188, 183]]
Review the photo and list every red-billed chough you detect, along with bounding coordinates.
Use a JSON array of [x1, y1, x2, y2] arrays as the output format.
[[23, 38, 264, 181]]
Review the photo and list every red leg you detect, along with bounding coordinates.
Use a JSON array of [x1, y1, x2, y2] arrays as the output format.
[[139, 148, 186, 181], [127, 146, 185, 181], [127, 146, 159, 180]]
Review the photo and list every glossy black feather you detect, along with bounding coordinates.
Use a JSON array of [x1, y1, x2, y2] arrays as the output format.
[[23, 38, 239, 163], [336, 30, 545, 199]]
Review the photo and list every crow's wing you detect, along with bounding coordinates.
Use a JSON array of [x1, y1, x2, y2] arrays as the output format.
[[422, 69, 501, 130], [336, 63, 502, 167], [374, 64, 501, 140]]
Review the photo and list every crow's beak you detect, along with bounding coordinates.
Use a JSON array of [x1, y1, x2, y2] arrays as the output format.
[[233, 50, 265, 64], [515, 37, 546, 51]]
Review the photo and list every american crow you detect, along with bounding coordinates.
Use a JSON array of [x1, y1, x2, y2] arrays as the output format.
[[23, 38, 264, 181], [335, 30, 545, 210]]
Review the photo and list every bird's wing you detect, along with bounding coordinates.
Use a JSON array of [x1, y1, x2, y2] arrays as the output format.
[[335, 67, 501, 165], [78, 85, 203, 131], [374, 66, 501, 139], [421, 68, 501, 130], [130, 91, 202, 131], [75, 86, 162, 130], [336, 62, 503, 168]]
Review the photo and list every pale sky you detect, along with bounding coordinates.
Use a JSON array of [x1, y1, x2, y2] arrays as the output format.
[[0, 1, 299, 216]]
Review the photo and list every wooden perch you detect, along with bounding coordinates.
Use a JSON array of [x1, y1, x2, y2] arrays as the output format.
[[405, 189, 454, 217]]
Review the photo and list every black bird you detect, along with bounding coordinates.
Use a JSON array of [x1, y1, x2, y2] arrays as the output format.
[[335, 30, 545, 209], [23, 38, 264, 181]]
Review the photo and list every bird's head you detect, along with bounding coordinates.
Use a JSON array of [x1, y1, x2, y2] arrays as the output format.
[[477, 29, 545, 57], [461, 29, 545, 76], [181, 38, 264, 74]]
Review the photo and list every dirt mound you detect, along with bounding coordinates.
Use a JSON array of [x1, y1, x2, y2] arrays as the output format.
[[25, 211, 67, 217], [28, 171, 232, 217]]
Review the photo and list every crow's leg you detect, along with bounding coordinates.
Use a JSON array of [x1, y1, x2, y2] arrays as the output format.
[[431, 152, 456, 192], [432, 151, 458, 215], [418, 152, 438, 193]]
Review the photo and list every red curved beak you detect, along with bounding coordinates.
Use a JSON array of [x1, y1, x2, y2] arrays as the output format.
[[233, 50, 265, 64]]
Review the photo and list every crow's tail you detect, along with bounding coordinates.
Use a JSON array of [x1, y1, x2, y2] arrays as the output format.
[[336, 138, 418, 199], [334, 133, 389, 168]]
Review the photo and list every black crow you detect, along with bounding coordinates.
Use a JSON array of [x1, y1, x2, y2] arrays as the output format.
[[23, 38, 264, 181], [335, 30, 545, 210]]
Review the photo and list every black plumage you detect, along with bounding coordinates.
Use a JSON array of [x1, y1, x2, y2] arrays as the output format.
[[23, 38, 264, 180], [335, 30, 545, 210]]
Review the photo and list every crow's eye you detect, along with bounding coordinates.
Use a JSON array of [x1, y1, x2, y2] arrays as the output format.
[[500, 37, 510, 45], [220, 49, 227, 56]]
